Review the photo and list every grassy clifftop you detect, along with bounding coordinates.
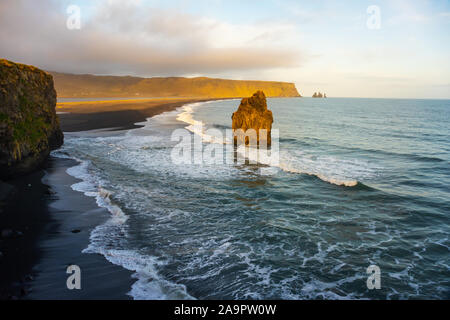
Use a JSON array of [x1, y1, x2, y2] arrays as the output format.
[[0, 59, 63, 178], [51, 72, 301, 98]]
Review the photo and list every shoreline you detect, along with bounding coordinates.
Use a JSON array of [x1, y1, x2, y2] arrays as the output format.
[[57, 98, 222, 132], [1, 98, 215, 299], [26, 157, 135, 299]]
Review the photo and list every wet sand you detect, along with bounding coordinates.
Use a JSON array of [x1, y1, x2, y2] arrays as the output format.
[[57, 98, 214, 132], [26, 157, 135, 299], [1, 97, 215, 299], [0, 169, 50, 299]]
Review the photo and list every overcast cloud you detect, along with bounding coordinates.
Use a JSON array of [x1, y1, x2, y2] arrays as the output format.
[[0, 0, 301, 76], [1, 0, 449, 98]]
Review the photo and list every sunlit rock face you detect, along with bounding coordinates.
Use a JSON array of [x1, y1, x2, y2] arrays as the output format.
[[231, 91, 273, 146], [51, 72, 302, 98], [0, 59, 63, 179]]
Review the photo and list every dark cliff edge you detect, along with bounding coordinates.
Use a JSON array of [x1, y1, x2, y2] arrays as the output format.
[[0, 59, 63, 180], [50, 72, 301, 98]]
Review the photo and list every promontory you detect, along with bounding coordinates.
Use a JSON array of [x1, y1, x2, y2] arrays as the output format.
[[0, 59, 63, 179], [51, 72, 301, 99]]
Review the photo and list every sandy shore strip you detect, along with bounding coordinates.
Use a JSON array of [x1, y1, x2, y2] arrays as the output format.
[[0, 169, 50, 299], [57, 98, 218, 132], [28, 157, 135, 299], [0, 157, 135, 300], [1, 97, 220, 299]]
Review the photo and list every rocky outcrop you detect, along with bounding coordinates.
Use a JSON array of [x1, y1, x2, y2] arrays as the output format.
[[313, 92, 326, 98], [0, 59, 63, 179], [232, 91, 273, 146]]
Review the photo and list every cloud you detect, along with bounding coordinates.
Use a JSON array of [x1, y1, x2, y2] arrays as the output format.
[[0, 0, 302, 76]]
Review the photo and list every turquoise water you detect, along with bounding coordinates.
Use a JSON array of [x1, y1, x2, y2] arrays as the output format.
[[55, 97, 450, 299]]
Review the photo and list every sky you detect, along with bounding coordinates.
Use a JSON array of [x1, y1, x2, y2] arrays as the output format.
[[0, 0, 449, 98]]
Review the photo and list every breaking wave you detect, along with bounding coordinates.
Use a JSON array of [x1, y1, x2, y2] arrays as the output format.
[[53, 150, 195, 300], [176, 102, 378, 187]]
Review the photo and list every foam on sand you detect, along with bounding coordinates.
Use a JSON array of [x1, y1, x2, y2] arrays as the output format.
[[55, 151, 195, 300]]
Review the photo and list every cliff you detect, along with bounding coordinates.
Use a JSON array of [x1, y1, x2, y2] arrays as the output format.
[[0, 59, 63, 179], [232, 91, 273, 146], [50, 72, 301, 98]]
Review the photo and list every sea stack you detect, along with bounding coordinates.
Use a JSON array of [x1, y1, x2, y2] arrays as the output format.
[[231, 91, 273, 146], [312, 92, 326, 98], [0, 59, 64, 179]]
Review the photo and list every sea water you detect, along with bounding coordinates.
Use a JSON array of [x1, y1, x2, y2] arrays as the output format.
[[53, 97, 450, 299]]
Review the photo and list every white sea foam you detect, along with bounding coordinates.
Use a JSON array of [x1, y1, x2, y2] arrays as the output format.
[[48, 98, 448, 300], [177, 101, 233, 145], [65, 159, 128, 224], [239, 145, 378, 186], [278, 160, 359, 187], [53, 151, 195, 300], [88, 248, 195, 300], [174, 101, 377, 187]]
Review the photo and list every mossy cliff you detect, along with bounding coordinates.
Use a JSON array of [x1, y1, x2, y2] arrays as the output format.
[[0, 59, 63, 179]]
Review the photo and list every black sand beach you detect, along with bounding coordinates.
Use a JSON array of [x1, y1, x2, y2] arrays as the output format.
[[0, 98, 212, 300], [0, 148, 136, 300], [57, 98, 215, 132], [0, 168, 50, 299], [26, 157, 134, 299], [1, 157, 135, 300]]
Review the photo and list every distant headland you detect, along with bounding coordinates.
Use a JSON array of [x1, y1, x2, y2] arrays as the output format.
[[50, 72, 302, 99]]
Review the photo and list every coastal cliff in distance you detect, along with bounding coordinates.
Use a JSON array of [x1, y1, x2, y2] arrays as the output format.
[[50, 72, 301, 98], [0, 59, 63, 179]]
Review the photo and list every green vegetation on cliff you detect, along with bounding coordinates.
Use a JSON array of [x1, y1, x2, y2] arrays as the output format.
[[0, 59, 63, 178]]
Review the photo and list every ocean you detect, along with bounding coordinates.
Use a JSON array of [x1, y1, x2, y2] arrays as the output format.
[[53, 97, 450, 299]]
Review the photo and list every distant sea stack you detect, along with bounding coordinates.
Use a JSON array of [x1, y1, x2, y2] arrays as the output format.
[[312, 92, 326, 98], [232, 91, 273, 146], [0, 59, 63, 179], [50, 72, 301, 98]]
